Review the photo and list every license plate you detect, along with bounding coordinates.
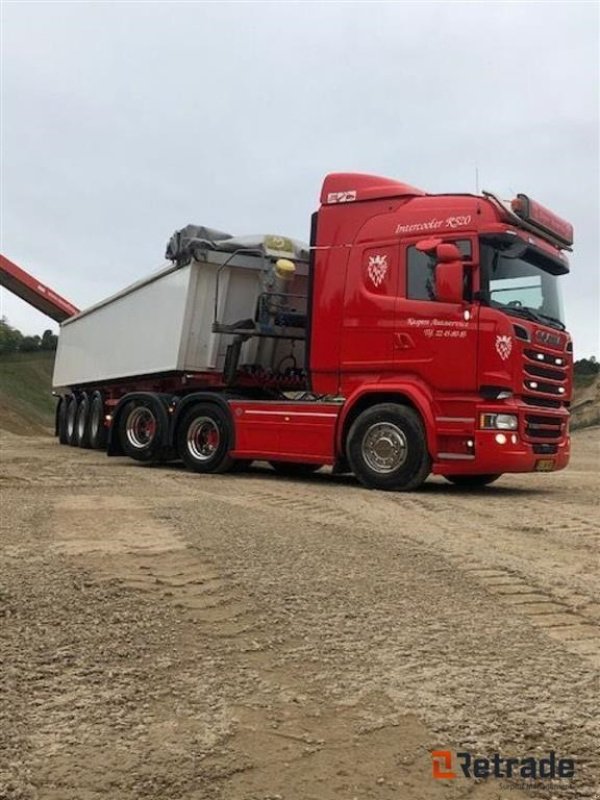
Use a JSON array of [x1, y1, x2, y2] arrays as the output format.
[[535, 459, 556, 472]]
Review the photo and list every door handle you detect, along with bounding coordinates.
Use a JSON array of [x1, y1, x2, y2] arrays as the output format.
[[394, 333, 415, 350]]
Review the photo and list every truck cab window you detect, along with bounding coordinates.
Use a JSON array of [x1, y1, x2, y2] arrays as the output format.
[[406, 239, 472, 301]]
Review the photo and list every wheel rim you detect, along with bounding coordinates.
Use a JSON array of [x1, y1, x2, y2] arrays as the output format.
[[126, 407, 157, 449], [187, 416, 220, 462], [362, 422, 407, 473]]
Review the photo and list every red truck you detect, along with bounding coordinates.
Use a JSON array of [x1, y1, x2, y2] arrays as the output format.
[[2, 173, 574, 490]]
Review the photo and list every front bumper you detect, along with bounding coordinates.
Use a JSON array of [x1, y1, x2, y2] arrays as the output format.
[[432, 404, 570, 476]]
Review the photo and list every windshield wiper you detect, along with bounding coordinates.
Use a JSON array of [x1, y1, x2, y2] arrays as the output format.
[[491, 303, 565, 331], [493, 304, 541, 324], [529, 310, 566, 331]]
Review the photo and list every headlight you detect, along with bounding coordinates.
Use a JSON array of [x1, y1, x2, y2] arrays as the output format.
[[480, 413, 518, 430]]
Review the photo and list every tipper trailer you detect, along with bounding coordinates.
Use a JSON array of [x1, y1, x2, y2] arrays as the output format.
[[9, 172, 576, 490]]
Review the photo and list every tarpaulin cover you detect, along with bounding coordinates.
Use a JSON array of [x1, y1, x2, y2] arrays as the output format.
[[165, 225, 309, 266]]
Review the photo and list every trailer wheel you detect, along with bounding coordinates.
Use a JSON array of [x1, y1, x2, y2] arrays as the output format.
[[58, 397, 69, 445], [269, 461, 322, 476], [177, 403, 235, 474], [75, 395, 91, 448], [66, 395, 79, 446], [346, 403, 431, 491], [119, 400, 163, 462], [444, 474, 501, 488], [89, 394, 107, 450]]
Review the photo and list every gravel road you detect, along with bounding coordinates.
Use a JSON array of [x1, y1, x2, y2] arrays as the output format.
[[1, 429, 598, 800]]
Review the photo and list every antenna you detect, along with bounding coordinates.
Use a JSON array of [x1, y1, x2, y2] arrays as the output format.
[[475, 166, 480, 195]]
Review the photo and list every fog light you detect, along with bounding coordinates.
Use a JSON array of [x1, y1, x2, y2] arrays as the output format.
[[529, 381, 539, 389], [555, 358, 563, 365], [511, 434, 518, 444], [105, 414, 112, 422], [495, 434, 507, 444], [558, 387, 566, 394]]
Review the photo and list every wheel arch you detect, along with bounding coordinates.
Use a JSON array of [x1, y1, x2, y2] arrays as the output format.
[[336, 383, 436, 458]]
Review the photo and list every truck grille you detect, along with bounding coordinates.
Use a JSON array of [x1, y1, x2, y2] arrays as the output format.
[[524, 413, 565, 443], [522, 347, 568, 408]]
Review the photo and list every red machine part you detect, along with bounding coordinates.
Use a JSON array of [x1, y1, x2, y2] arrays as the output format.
[[0, 254, 79, 323]]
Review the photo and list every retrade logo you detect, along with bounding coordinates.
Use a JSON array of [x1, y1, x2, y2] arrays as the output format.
[[431, 750, 575, 781], [431, 750, 456, 779]]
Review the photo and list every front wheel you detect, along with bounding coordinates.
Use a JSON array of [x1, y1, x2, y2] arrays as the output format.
[[177, 403, 235, 474], [444, 474, 502, 488], [346, 403, 431, 491]]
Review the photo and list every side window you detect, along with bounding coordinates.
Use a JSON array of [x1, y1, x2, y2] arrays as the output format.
[[406, 239, 472, 301]]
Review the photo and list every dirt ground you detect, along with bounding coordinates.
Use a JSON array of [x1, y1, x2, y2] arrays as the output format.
[[1, 429, 598, 800]]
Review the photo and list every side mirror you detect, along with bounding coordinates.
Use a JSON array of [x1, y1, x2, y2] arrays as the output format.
[[415, 239, 465, 304], [436, 260, 465, 304]]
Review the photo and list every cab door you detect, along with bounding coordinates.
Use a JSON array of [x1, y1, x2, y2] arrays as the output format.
[[393, 237, 478, 391], [340, 242, 399, 377]]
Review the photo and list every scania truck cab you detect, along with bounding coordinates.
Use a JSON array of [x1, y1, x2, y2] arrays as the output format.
[[305, 174, 573, 488]]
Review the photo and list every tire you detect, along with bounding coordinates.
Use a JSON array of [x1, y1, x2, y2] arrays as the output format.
[[177, 403, 235, 474], [65, 395, 79, 446], [444, 474, 501, 487], [58, 397, 69, 445], [89, 393, 107, 450], [346, 403, 431, 491], [118, 400, 164, 463], [269, 461, 322, 476], [75, 395, 91, 448]]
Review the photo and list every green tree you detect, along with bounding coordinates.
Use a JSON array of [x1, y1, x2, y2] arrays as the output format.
[[0, 317, 23, 353], [41, 329, 58, 351], [20, 335, 42, 352], [574, 357, 599, 376]]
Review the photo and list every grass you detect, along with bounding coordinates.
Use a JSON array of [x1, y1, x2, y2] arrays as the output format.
[[0, 351, 56, 435]]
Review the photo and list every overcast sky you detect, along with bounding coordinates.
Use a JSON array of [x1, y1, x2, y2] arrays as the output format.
[[1, 1, 598, 357]]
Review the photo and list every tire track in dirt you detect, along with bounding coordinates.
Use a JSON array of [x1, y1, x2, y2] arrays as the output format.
[[184, 476, 600, 668], [51, 495, 266, 644]]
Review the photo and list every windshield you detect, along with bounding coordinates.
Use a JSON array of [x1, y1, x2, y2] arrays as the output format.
[[480, 241, 565, 329]]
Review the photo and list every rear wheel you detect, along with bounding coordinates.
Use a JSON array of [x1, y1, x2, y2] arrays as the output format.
[[66, 395, 79, 446], [346, 403, 430, 491], [444, 474, 501, 487], [58, 396, 69, 445], [119, 400, 163, 462], [269, 461, 322, 476], [89, 394, 107, 450], [177, 403, 235, 474], [75, 395, 91, 448]]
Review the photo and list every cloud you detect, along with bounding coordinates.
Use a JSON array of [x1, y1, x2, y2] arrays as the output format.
[[1, 1, 598, 355]]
